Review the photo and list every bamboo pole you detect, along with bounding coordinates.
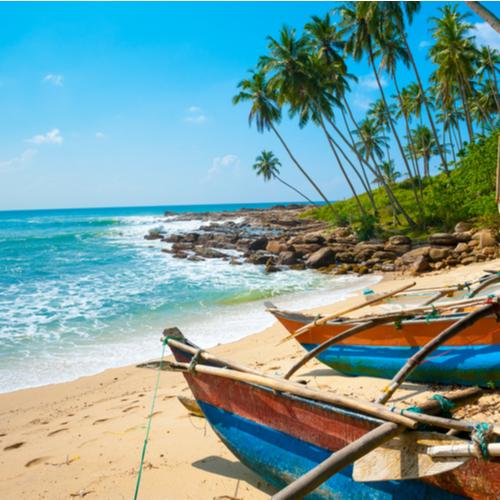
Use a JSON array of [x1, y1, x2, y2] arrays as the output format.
[[468, 272, 500, 297], [165, 360, 418, 428], [374, 300, 499, 404], [427, 442, 500, 458], [269, 388, 482, 498], [286, 282, 416, 340], [270, 421, 401, 500]]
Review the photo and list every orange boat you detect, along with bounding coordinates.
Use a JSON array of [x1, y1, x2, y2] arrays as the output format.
[[267, 303, 500, 387]]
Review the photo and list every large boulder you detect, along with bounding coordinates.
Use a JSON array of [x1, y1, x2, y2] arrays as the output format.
[[144, 230, 163, 240], [371, 250, 397, 261], [305, 247, 336, 268], [266, 239, 288, 254], [411, 255, 430, 274], [429, 247, 450, 262], [428, 233, 457, 246], [454, 221, 473, 233], [454, 242, 469, 254], [303, 232, 326, 245], [246, 251, 273, 265], [472, 229, 497, 249], [388, 235, 412, 246], [276, 251, 300, 266], [293, 243, 322, 256], [248, 236, 268, 251], [401, 246, 431, 265]]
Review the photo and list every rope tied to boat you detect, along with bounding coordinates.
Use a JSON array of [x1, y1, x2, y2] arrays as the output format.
[[430, 394, 456, 418], [425, 306, 439, 324], [188, 349, 202, 373], [133, 338, 168, 500], [472, 423, 494, 459]]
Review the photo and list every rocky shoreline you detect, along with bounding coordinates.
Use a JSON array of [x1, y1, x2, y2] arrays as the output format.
[[145, 205, 500, 275]]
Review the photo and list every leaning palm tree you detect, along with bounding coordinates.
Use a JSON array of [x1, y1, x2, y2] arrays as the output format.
[[470, 81, 500, 133], [253, 150, 317, 205], [339, 1, 423, 225], [376, 160, 402, 185], [259, 26, 367, 216], [430, 5, 478, 142], [233, 70, 335, 213], [353, 118, 388, 161], [380, 1, 449, 173], [410, 125, 440, 178]]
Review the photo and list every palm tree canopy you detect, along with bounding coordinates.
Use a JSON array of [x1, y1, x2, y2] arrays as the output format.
[[374, 22, 410, 77], [253, 150, 281, 181], [353, 117, 389, 160], [232, 71, 281, 133], [430, 5, 478, 87], [409, 125, 440, 160], [376, 159, 401, 184], [475, 46, 500, 82]]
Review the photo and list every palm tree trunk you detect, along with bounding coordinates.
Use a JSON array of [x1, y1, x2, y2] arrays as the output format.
[[424, 155, 430, 178], [465, 1, 500, 33], [269, 122, 335, 214], [317, 116, 367, 216], [488, 52, 500, 112], [393, 77, 422, 186], [339, 106, 378, 213], [368, 41, 424, 225], [324, 113, 417, 227], [458, 78, 475, 143], [448, 128, 457, 162], [399, 28, 449, 174], [275, 176, 317, 206]]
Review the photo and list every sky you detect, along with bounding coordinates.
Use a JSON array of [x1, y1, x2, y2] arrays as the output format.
[[0, 1, 499, 211]]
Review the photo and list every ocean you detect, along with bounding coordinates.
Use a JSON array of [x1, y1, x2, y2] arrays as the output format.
[[0, 203, 379, 393]]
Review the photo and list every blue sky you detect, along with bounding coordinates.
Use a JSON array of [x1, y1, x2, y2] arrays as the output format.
[[0, 1, 499, 210]]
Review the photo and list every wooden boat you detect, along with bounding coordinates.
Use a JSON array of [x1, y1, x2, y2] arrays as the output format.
[[267, 303, 500, 387], [167, 335, 500, 499]]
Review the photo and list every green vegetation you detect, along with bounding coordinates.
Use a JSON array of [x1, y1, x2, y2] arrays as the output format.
[[306, 131, 500, 238], [232, 1, 499, 233]]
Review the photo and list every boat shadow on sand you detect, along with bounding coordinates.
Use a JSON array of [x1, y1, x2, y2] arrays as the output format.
[[192, 455, 275, 495]]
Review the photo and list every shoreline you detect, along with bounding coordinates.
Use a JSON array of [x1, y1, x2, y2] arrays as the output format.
[[1, 260, 499, 499]]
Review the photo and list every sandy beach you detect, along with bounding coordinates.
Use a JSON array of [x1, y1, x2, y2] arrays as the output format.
[[1, 260, 499, 500]]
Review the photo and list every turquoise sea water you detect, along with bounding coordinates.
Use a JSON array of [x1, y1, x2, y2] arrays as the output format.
[[0, 203, 379, 393]]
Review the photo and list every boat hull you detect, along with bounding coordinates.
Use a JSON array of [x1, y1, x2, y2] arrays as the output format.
[[170, 344, 500, 499], [271, 310, 500, 387]]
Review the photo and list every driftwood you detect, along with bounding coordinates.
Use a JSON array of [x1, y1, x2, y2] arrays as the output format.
[[374, 300, 499, 404]]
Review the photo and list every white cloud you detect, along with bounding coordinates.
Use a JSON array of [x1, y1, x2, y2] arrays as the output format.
[[0, 148, 37, 171], [208, 154, 240, 177], [352, 93, 373, 111], [42, 74, 64, 86], [27, 128, 63, 145], [470, 22, 500, 50], [184, 106, 207, 124], [358, 73, 388, 90], [418, 40, 431, 49], [95, 132, 106, 140]]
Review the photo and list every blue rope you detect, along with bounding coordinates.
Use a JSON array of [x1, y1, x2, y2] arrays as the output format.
[[430, 394, 455, 418], [473, 423, 493, 459]]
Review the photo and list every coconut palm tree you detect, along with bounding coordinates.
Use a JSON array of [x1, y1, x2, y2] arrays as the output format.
[[380, 1, 450, 173], [353, 118, 388, 161], [339, 1, 423, 225], [232, 70, 335, 212], [470, 81, 500, 132], [430, 5, 478, 142], [259, 26, 367, 215], [475, 46, 500, 113], [376, 160, 401, 185], [253, 150, 317, 205], [410, 125, 440, 178], [304, 14, 377, 212]]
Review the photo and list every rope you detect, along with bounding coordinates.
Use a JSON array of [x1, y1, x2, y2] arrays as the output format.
[[472, 423, 494, 459], [133, 337, 168, 500], [188, 349, 202, 373], [425, 306, 439, 324], [430, 394, 455, 418]]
